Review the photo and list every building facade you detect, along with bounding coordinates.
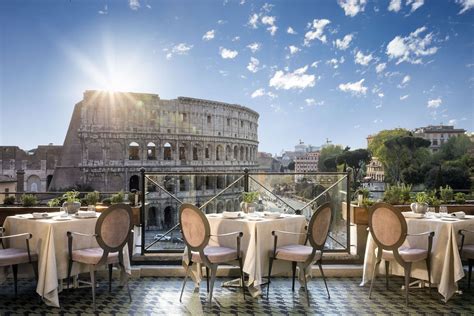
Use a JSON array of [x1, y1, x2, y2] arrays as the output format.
[[413, 125, 466, 152], [294, 151, 320, 173]]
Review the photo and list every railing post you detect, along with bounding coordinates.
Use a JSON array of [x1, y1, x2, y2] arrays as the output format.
[[140, 168, 146, 256], [243, 168, 249, 192], [346, 167, 352, 254]]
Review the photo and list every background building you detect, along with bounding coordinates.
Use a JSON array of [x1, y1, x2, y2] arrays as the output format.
[[413, 125, 466, 152]]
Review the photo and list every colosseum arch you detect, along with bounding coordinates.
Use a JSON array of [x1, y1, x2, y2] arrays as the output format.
[[233, 146, 238, 160], [192, 143, 202, 161], [128, 142, 140, 160], [147, 206, 158, 229], [206, 203, 215, 214], [215, 145, 223, 161], [245, 147, 249, 161], [27, 175, 41, 192], [147, 142, 157, 160], [206, 175, 215, 190], [195, 175, 203, 190], [129, 175, 139, 191], [217, 175, 225, 189], [163, 142, 173, 161], [226, 200, 233, 212], [179, 176, 187, 192], [216, 201, 225, 213], [179, 143, 187, 161], [163, 205, 175, 229], [205, 144, 212, 159], [240, 146, 244, 161], [234, 200, 240, 212]]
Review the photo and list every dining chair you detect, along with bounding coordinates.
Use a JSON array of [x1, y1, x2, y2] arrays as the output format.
[[179, 203, 245, 305], [368, 202, 434, 306], [0, 227, 38, 296], [458, 229, 474, 288], [267, 202, 332, 306], [66, 203, 133, 309]]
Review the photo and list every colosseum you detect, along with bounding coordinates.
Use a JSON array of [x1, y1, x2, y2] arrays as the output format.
[[46, 90, 260, 230]]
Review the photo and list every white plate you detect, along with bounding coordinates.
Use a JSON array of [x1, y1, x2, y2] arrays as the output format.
[[402, 212, 424, 218], [222, 213, 244, 219], [54, 217, 71, 221], [30, 215, 53, 220], [263, 213, 282, 219], [73, 214, 98, 219]]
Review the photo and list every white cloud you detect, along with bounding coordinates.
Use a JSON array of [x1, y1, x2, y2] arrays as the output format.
[[386, 26, 438, 64], [166, 43, 193, 59], [388, 0, 402, 12], [304, 19, 331, 46], [287, 27, 297, 34], [129, 0, 140, 10], [98, 4, 108, 14], [248, 13, 259, 28], [247, 57, 260, 73], [407, 0, 424, 13], [334, 34, 353, 50], [219, 47, 238, 59], [378, 93, 384, 98], [354, 124, 361, 129], [247, 42, 261, 53], [338, 79, 368, 96], [375, 63, 387, 73], [232, 36, 240, 42], [146, 4, 151, 9], [457, 0, 474, 14], [219, 70, 229, 77], [338, 0, 367, 17], [448, 119, 457, 125], [400, 94, 409, 100], [305, 98, 324, 106], [326, 58, 341, 69], [427, 98, 442, 108], [354, 51, 373, 66], [217, 19, 227, 25], [261, 16, 278, 36], [202, 30, 215, 41], [269, 66, 316, 90], [401, 75, 411, 85], [311, 61, 321, 68], [288, 45, 300, 54], [251, 89, 265, 98]]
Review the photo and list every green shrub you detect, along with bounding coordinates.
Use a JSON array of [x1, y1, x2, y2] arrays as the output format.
[[110, 191, 125, 204], [426, 190, 441, 207], [415, 192, 429, 204], [439, 185, 454, 203], [383, 183, 412, 205], [62, 190, 80, 203], [3, 196, 15, 205], [362, 198, 375, 207], [47, 197, 61, 207], [454, 192, 466, 204], [85, 191, 100, 206], [21, 194, 38, 207], [102, 198, 112, 206], [242, 191, 259, 203]]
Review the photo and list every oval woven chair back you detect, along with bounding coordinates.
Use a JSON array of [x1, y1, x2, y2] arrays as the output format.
[[95, 203, 133, 252], [179, 203, 210, 251], [308, 202, 333, 250], [369, 202, 407, 250]]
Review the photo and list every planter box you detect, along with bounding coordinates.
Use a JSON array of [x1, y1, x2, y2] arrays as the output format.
[[342, 202, 474, 226]]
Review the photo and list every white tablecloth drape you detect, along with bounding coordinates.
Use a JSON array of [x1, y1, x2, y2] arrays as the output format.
[[2, 214, 131, 307], [361, 216, 474, 301], [187, 214, 307, 297]]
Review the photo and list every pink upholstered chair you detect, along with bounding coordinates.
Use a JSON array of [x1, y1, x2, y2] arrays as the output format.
[[267, 202, 332, 306], [179, 203, 245, 305], [368, 202, 434, 306], [458, 229, 474, 288], [66, 204, 133, 309], [0, 227, 38, 296]]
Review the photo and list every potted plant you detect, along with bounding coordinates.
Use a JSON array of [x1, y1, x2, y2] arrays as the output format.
[[62, 190, 81, 214], [47, 197, 61, 207], [454, 192, 466, 204], [85, 191, 100, 206], [21, 194, 38, 207], [411, 192, 428, 214], [240, 191, 259, 213], [439, 185, 454, 204], [110, 191, 125, 204]]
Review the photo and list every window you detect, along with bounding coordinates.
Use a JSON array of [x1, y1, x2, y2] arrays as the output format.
[[182, 113, 187, 122], [193, 147, 198, 160], [164, 143, 172, 160], [207, 115, 211, 124], [179, 146, 186, 160], [241, 120, 244, 127], [147, 142, 156, 160], [128, 142, 140, 160], [205, 147, 210, 159], [227, 118, 231, 126]]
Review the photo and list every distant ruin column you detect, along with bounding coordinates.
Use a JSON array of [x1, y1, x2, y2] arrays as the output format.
[[16, 169, 25, 201]]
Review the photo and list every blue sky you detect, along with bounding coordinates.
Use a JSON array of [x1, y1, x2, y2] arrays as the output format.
[[1, 0, 473, 155]]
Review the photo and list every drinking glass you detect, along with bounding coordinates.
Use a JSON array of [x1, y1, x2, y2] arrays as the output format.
[[439, 206, 448, 217], [426, 207, 435, 218], [60, 207, 68, 217]]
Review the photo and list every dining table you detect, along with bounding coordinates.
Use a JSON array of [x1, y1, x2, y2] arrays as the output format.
[[361, 213, 474, 302], [1, 212, 131, 308], [188, 212, 307, 297]]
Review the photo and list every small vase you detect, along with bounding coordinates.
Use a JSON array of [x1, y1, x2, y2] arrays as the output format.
[[410, 202, 428, 214], [240, 202, 257, 214], [63, 201, 81, 214]]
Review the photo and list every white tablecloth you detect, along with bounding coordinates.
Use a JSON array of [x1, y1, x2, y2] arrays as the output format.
[[189, 214, 307, 296], [362, 215, 474, 301], [2, 213, 131, 307]]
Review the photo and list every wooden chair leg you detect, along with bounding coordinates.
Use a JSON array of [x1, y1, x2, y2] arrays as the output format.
[[108, 264, 113, 292], [12, 265, 18, 297], [31, 261, 38, 282], [180, 262, 192, 302], [67, 259, 73, 289], [267, 257, 274, 298], [369, 259, 381, 299], [426, 257, 431, 293], [302, 267, 310, 306], [206, 266, 210, 293], [238, 257, 246, 299], [318, 261, 330, 299], [208, 264, 218, 305], [90, 267, 96, 311], [291, 261, 297, 292], [385, 260, 390, 290], [404, 264, 412, 306]]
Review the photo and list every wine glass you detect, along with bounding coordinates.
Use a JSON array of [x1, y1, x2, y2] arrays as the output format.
[[426, 207, 435, 218], [439, 205, 448, 217]]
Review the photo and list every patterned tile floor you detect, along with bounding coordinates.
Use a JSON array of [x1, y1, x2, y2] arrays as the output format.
[[0, 275, 473, 315]]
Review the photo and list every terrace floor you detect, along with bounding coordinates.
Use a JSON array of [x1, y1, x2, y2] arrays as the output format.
[[0, 276, 473, 315]]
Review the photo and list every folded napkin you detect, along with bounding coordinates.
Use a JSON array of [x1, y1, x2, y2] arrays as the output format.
[[222, 211, 243, 218], [450, 211, 465, 218], [32, 212, 48, 218], [77, 210, 96, 217], [263, 211, 281, 217]]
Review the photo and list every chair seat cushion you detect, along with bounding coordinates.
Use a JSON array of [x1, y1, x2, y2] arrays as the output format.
[[72, 248, 119, 265], [0, 248, 38, 266], [273, 244, 321, 263], [462, 244, 474, 259], [191, 246, 238, 264], [380, 247, 428, 262]]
